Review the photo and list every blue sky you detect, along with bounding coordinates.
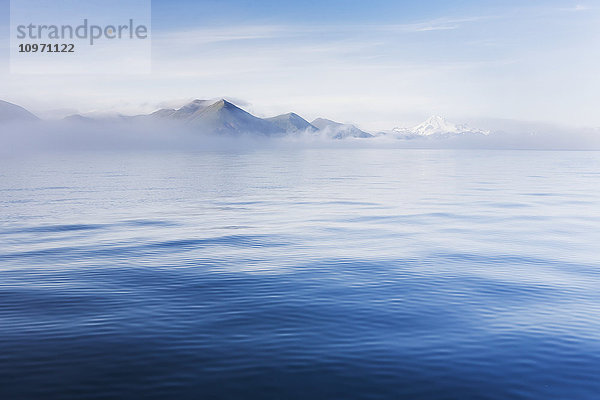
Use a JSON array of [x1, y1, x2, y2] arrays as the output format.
[[0, 0, 599, 129]]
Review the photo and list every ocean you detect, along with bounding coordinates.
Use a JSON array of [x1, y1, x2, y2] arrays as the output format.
[[1, 148, 599, 399]]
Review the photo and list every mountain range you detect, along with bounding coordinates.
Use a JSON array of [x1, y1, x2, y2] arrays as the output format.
[[145, 99, 371, 138], [0, 98, 489, 139]]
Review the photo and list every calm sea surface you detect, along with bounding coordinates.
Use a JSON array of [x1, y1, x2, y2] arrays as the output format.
[[1, 149, 599, 399]]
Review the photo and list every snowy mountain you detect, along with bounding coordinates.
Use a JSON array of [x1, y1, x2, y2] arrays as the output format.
[[311, 118, 373, 139], [265, 113, 318, 134], [393, 116, 489, 137], [0, 100, 38, 123]]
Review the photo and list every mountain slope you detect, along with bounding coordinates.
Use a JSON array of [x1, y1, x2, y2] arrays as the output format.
[[311, 118, 372, 139], [265, 112, 318, 133], [150, 99, 211, 120], [0, 100, 39, 122], [187, 100, 284, 136], [149, 99, 284, 135]]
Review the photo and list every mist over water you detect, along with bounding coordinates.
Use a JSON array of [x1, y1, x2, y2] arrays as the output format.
[[1, 149, 600, 399], [2, 119, 600, 154]]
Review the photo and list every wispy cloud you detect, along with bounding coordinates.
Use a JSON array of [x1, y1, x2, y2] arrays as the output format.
[[153, 14, 492, 45], [382, 15, 494, 33], [561, 4, 592, 12], [155, 25, 288, 45]]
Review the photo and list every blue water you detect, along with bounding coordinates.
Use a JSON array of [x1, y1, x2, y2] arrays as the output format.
[[1, 149, 599, 399]]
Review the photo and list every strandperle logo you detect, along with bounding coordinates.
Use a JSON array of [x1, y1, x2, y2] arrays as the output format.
[[15, 19, 149, 45], [10, 0, 152, 74]]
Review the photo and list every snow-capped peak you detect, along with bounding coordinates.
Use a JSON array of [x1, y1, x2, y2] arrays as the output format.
[[393, 115, 489, 136], [413, 115, 459, 135]]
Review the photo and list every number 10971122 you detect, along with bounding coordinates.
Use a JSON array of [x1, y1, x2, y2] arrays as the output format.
[[18, 43, 75, 53]]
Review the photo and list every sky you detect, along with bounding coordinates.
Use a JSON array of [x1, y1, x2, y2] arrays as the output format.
[[0, 0, 599, 130]]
